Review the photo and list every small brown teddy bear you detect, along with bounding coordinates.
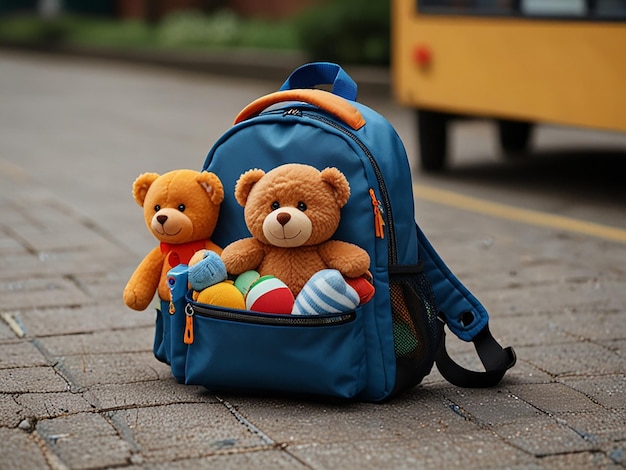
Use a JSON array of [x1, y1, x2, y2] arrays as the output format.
[[220, 163, 370, 297], [123, 169, 224, 311]]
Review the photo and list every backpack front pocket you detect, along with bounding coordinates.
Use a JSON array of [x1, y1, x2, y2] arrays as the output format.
[[184, 303, 368, 399]]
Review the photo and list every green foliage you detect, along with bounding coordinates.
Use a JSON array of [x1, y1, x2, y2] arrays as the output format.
[[158, 10, 240, 48], [0, 15, 154, 47], [0, 4, 393, 65], [296, 0, 391, 65], [0, 10, 301, 52], [63, 17, 154, 48], [238, 17, 301, 51]]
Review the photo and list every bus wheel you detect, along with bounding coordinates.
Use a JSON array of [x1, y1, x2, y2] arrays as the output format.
[[497, 119, 533, 157], [417, 109, 448, 171]]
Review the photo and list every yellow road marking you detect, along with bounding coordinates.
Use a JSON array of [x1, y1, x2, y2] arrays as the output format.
[[413, 184, 626, 244], [1, 313, 25, 338]]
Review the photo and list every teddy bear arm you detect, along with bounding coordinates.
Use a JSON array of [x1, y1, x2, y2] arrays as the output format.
[[221, 238, 265, 274], [123, 246, 165, 311], [318, 240, 370, 278], [203, 240, 222, 256]]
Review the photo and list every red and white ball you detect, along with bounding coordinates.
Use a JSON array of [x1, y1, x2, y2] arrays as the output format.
[[245, 276, 294, 314]]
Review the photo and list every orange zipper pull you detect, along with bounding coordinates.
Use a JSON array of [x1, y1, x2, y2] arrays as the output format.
[[184, 305, 194, 345], [169, 300, 176, 315], [369, 188, 385, 239]]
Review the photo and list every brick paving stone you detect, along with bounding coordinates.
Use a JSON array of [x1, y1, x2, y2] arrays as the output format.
[[12, 303, 154, 337], [555, 309, 626, 342], [140, 449, 308, 469], [477, 280, 624, 317], [0, 427, 49, 469], [0, 252, 56, 280], [482, 312, 573, 349], [603, 441, 626, 466], [15, 391, 95, 419], [86, 379, 214, 410], [8, 204, 115, 253], [0, 231, 28, 255], [50, 433, 133, 470], [0, 320, 18, 342], [74, 271, 132, 301], [38, 247, 133, 277], [514, 341, 624, 377], [0, 367, 69, 393], [492, 415, 596, 456], [0, 276, 94, 311], [230, 390, 478, 447], [115, 402, 271, 462], [440, 387, 545, 426], [56, 351, 171, 389], [38, 326, 154, 356], [498, 359, 554, 385], [559, 374, 626, 409], [603, 338, 626, 355], [0, 394, 25, 428], [36, 411, 132, 469], [289, 433, 533, 470], [558, 409, 626, 445], [508, 382, 604, 414], [537, 450, 618, 468], [0, 341, 49, 369]]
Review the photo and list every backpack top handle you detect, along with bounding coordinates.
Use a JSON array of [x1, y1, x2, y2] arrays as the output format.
[[233, 89, 366, 131], [279, 62, 358, 101]]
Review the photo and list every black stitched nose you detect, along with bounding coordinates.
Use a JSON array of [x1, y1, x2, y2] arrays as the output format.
[[157, 215, 168, 225], [276, 212, 291, 226]]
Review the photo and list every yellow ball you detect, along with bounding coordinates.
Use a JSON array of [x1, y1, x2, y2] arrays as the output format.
[[195, 280, 245, 310]]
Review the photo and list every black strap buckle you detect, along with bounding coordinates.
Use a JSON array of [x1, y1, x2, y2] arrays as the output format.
[[435, 316, 516, 388]]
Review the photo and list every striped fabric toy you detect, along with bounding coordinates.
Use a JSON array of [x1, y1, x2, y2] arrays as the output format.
[[292, 269, 360, 315]]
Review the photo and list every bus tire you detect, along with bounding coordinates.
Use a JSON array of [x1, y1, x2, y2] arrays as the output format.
[[417, 109, 448, 171], [497, 119, 533, 157]]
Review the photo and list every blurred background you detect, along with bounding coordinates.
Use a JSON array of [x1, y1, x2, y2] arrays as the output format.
[[0, 0, 390, 65]]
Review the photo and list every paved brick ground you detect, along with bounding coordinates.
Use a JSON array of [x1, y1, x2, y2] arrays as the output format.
[[0, 50, 624, 469]]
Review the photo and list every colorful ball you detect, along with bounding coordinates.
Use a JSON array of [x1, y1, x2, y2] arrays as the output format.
[[196, 281, 245, 310], [246, 276, 294, 314], [234, 270, 261, 296]]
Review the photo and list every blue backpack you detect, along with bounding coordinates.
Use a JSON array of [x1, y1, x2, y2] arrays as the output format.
[[153, 62, 516, 402]]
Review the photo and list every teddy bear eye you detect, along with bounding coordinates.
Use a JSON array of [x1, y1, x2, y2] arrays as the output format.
[[154, 205, 161, 212], [178, 204, 186, 212], [297, 201, 307, 211], [271, 201, 280, 210]]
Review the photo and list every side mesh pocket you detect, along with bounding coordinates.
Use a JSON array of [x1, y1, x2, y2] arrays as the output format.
[[388, 262, 441, 395]]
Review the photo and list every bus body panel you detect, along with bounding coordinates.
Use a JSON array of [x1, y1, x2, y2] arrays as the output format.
[[392, 0, 626, 132]]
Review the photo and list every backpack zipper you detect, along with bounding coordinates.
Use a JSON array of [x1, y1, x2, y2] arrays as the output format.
[[286, 109, 397, 264], [183, 303, 356, 344]]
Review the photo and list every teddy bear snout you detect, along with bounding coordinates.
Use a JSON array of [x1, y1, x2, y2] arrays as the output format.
[[150, 208, 193, 241], [262, 207, 313, 248], [276, 212, 291, 226]]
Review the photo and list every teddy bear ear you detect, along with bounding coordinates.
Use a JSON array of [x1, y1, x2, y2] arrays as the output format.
[[320, 167, 351, 208], [234, 169, 266, 207], [132, 172, 160, 207], [197, 171, 225, 205]]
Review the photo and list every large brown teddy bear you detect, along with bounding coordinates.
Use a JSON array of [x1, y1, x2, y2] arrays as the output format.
[[221, 163, 370, 297], [123, 169, 224, 311]]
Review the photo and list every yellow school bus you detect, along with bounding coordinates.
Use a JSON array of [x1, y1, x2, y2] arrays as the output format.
[[392, 0, 626, 170]]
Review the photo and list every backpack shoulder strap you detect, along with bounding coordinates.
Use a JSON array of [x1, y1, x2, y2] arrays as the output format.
[[416, 225, 516, 387]]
